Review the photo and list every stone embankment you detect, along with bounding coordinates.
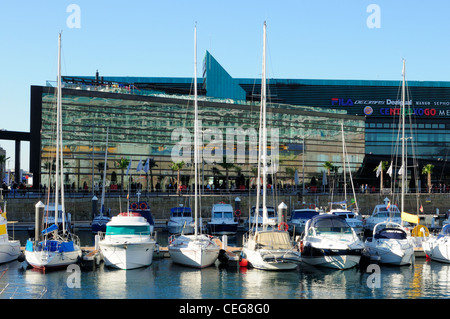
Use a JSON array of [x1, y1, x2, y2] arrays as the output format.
[[3, 192, 449, 223]]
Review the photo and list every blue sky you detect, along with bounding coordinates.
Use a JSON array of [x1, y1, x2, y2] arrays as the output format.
[[1, 0, 450, 172]]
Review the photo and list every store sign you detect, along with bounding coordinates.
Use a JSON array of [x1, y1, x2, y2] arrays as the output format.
[[331, 98, 353, 106], [379, 108, 437, 116], [331, 97, 447, 117]]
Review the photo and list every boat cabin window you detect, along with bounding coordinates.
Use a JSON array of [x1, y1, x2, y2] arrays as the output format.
[[224, 211, 233, 219], [291, 210, 318, 220], [106, 225, 150, 236], [313, 218, 352, 234], [251, 207, 276, 218], [171, 208, 191, 218], [374, 228, 406, 240], [214, 211, 234, 219]]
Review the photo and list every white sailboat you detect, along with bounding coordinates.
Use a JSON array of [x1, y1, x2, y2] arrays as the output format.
[[24, 33, 82, 270], [327, 123, 364, 236], [241, 22, 301, 271], [0, 199, 21, 264], [98, 211, 156, 270], [422, 224, 450, 263], [363, 61, 415, 266], [168, 25, 220, 268]]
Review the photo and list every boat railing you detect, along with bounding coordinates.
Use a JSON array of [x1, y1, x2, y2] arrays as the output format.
[[98, 230, 154, 242]]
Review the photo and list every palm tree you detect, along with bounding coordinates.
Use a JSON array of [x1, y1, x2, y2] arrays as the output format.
[[147, 158, 158, 192], [322, 161, 335, 190], [285, 167, 296, 186], [374, 161, 388, 192], [322, 161, 335, 177], [170, 161, 185, 195], [116, 158, 130, 193], [421, 164, 434, 193], [218, 156, 236, 190]]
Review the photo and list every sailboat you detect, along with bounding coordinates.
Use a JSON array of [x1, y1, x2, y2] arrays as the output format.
[[363, 60, 415, 266], [422, 224, 450, 263], [24, 33, 82, 270], [327, 123, 363, 236], [168, 25, 220, 268], [240, 22, 301, 271]]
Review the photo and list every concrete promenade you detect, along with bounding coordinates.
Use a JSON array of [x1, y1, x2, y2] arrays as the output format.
[[2, 191, 449, 223]]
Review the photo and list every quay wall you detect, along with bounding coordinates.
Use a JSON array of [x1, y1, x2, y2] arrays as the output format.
[[3, 192, 450, 223]]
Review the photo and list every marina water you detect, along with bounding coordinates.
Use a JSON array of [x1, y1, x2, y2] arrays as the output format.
[[2, 230, 450, 300]]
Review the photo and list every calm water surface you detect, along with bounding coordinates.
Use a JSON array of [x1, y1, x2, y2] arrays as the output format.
[[2, 230, 450, 300]]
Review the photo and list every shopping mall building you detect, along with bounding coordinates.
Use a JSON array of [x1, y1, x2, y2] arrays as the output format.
[[27, 51, 450, 191]]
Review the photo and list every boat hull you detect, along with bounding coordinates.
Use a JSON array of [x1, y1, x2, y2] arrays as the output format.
[[167, 223, 194, 235], [241, 247, 300, 271], [24, 248, 82, 270], [301, 254, 360, 270], [91, 216, 111, 233], [207, 223, 238, 236], [0, 241, 21, 264], [301, 245, 361, 270], [99, 241, 155, 270], [423, 239, 450, 263], [169, 235, 220, 268], [364, 244, 414, 266]]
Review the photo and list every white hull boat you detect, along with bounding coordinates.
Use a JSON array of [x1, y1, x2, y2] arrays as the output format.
[[301, 214, 363, 270], [363, 221, 414, 266], [207, 203, 238, 236], [287, 208, 319, 236], [242, 231, 301, 271], [169, 234, 220, 268], [167, 206, 195, 235], [99, 212, 156, 270], [24, 242, 81, 270], [168, 27, 220, 269], [364, 200, 407, 233], [0, 241, 21, 264], [422, 225, 450, 263], [0, 211, 21, 263], [100, 241, 155, 270]]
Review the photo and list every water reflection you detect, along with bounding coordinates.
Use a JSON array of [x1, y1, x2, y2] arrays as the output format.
[[4, 229, 450, 299]]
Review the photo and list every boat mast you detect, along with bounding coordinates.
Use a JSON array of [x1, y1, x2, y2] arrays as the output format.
[[401, 59, 406, 218], [261, 21, 268, 231], [341, 122, 347, 209], [100, 127, 109, 216], [55, 32, 62, 232], [194, 24, 199, 238]]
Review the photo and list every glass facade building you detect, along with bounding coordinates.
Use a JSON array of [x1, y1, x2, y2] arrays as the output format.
[[30, 85, 365, 192], [27, 52, 450, 190]]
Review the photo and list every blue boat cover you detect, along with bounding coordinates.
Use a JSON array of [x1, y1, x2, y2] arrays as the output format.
[[59, 241, 75, 252], [25, 240, 33, 252], [42, 224, 58, 234]]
